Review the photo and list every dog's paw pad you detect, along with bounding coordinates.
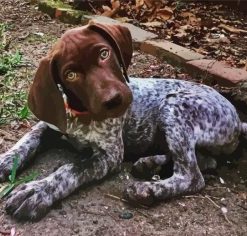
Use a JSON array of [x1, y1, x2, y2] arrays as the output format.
[[131, 161, 154, 179], [123, 182, 155, 206]]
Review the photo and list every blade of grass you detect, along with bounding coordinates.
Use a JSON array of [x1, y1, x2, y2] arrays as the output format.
[[0, 171, 39, 199], [16, 171, 39, 185], [8, 155, 19, 184], [18, 105, 30, 120], [0, 184, 15, 199]]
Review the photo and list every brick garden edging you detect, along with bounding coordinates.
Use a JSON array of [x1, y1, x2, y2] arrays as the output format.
[[37, 0, 247, 88]]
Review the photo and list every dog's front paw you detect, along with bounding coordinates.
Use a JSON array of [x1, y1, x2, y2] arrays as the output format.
[[123, 182, 156, 206], [131, 159, 157, 179], [0, 154, 15, 182], [5, 180, 53, 221]]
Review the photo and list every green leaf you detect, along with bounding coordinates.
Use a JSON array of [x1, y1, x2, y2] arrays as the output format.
[[8, 155, 19, 184], [0, 184, 15, 199], [17, 171, 39, 184], [0, 171, 39, 199], [18, 105, 30, 119]]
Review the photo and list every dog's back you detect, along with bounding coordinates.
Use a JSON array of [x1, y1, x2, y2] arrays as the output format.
[[123, 78, 241, 157]]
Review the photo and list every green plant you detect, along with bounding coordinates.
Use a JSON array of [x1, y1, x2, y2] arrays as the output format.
[[175, 0, 187, 11], [0, 50, 22, 75], [0, 155, 39, 199], [0, 71, 31, 124], [0, 22, 31, 124]]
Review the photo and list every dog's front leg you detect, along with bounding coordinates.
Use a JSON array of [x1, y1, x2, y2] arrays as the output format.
[[0, 122, 50, 181], [5, 142, 123, 221]]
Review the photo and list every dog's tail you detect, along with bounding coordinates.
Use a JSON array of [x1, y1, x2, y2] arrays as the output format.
[[241, 122, 247, 139]]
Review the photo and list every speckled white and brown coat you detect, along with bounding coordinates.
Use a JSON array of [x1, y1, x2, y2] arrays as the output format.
[[0, 23, 247, 221]]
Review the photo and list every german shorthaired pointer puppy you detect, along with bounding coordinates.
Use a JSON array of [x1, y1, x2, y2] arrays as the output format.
[[0, 22, 246, 221]]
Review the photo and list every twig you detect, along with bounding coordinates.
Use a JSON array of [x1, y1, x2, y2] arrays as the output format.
[[204, 195, 232, 225], [81, 208, 121, 224], [18, 32, 30, 40], [206, 186, 228, 190], [0, 129, 17, 141], [104, 193, 149, 209], [88, 2, 98, 14], [185, 194, 220, 200], [105, 193, 129, 203], [16, 63, 35, 68], [202, 59, 218, 84], [134, 208, 150, 218], [222, 212, 232, 225], [236, 204, 247, 211], [219, 23, 247, 34], [3, 137, 17, 142], [81, 209, 107, 217], [204, 195, 221, 208], [0, 229, 11, 235], [105, 193, 152, 219], [0, 129, 12, 136], [184, 195, 205, 199]]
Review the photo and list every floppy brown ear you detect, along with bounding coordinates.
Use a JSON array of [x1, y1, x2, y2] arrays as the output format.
[[88, 22, 133, 81], [28, 51, 67, 133]]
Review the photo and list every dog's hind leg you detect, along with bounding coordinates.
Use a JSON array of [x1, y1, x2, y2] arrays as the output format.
[[0, 122, 53, 181], [124, 129, 205, 205]]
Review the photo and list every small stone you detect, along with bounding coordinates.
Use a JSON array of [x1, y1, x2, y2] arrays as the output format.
[[119, 211, 133, 220], [59, 210, 67, 216], [152, 175, 161, 181], [221, 207, 228, 214], [219, 177, 225, 184]]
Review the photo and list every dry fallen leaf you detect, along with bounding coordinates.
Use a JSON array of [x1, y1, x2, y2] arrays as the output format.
[[112, 0, 120, 10], [180, 11, 194, 18], [144, 0, 161, 9], [180, 12, 201, 26], [135, 0, 144, 9], [173, 31, 187, 41], [189, 15, 201, 26], [102, 5, 112, 16], [207, 34, 230, 44], [114, 17, 131, 23], [10, 227, 16, 236], [0, 137, 3, 146], [101, 0, 120, 17], [156, 7, 173, 21], [140, 21, 163, 27], [195, 47, 209, 55], [219, 24, 247, 34]]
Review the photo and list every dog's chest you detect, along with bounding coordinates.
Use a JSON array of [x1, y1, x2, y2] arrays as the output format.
[[65, 114, 124, 151]]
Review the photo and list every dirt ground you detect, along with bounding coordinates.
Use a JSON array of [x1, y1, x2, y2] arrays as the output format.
[[0, 1, 246, 235]]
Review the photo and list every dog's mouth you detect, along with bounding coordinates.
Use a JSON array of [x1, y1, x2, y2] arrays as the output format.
[[64, 89, 90, 116], [66, 100, 89, 116]]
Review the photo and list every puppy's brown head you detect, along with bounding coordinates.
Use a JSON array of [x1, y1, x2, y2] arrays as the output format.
[[28, 23, 133, 133]]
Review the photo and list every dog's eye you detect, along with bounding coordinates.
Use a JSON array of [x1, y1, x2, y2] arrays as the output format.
[[65, 71, 78, 81], [99, 49, 109, 60]]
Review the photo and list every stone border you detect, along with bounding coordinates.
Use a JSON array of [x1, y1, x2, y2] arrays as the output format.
[[37, 0, 247, 87], [38, 0, 89, 24]]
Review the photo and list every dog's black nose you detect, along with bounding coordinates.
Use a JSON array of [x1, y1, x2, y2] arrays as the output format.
[[103, 94, 122, 110]]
